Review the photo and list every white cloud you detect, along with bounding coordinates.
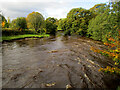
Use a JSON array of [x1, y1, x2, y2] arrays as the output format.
[[0, 0, 109, 20]]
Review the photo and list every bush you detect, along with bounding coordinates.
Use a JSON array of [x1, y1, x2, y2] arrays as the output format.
[[45, 17, 57, 35], [91, 30, 120, 75], [26, 12, 45, 32], [11, 17, 27, 30], [2, 28, 36, 36], [87, 2, 120, 41], [59, 8, 95, 36]]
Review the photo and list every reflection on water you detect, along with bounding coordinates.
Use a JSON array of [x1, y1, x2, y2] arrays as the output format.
[[2, 31, 69, 50], [2, 31, 120, 88], [2, 31, 67, 68]]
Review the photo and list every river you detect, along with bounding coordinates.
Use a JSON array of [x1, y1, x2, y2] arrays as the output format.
[[2, 31, 120, 88]]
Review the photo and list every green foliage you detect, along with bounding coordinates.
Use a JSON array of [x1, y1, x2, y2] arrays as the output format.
[[87, 2, 120, 41], [2, 34, 50, 41], [45, 17, 57, 35], [2, 12, 46, 38], [7, 17, 11, 28], [11, 17, 27, 30], [59, 18, 68, 31], [36, 28, 46, 34], [1, 15, 7, 22], [2, 28, 36, 36], [89, 3, 107, 15], [59, 8, 95, 36], [46, 17, 57, 24], [1, 15, 8, 28], [26, 12, 45, 32]]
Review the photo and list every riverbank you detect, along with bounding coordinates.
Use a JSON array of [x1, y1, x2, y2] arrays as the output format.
[[1, 34, 50, 42], [2, 34, 120, 88]]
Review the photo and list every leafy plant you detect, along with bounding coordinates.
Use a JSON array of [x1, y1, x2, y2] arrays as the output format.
[[45, 17, 57, 35], [26, 12, 45, 32], [11, 17, 27, 30], [91, 30, 120, 74]]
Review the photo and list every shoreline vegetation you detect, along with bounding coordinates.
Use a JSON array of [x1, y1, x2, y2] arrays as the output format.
[[1, 1, 120, 88], [2, 34, 50, 42], [1, 28, 50, 42]]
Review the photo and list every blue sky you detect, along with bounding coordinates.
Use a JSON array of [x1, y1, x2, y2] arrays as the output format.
[[0, 0, 109, 20]]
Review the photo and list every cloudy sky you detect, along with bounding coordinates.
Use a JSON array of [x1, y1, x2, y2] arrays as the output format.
[[0, 0, 109, 20]]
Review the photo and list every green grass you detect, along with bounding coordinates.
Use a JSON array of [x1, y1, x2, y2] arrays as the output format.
[[2, 34, 50, 42]]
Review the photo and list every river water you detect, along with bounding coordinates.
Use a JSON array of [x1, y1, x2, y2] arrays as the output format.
[[2, 32, 120, 88]]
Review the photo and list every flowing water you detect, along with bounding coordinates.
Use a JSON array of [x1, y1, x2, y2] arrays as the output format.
[[2, 32, 120, 88]]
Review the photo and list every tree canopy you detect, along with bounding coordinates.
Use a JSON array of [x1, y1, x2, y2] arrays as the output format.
[[11, 17, 27, 30], [59, 8, 95, 36], [45, 17, 57, 35], [87, 2, 120, 41], [46, 17, 57, 24], [89, 3, 107, 14], [1, 15, 8, 28], [26, 12, 45, 32]]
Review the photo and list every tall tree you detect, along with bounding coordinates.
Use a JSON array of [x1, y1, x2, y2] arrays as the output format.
[[1, 15, 8, 28], [45, 17, 57, 35], [89, 3, 107, 14], [11, 17, 27, 30], [62, 8, 95, 36], [46, 17, 57, 24], [7, 17, 10, 28], [26, 12, 45, 32], [87, 1, 120, 41]]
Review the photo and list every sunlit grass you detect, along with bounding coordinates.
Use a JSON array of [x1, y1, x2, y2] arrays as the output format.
[[2, 34, 50, 42]]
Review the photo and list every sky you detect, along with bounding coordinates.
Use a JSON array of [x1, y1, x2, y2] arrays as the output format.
[[0, 0, 109, 20]]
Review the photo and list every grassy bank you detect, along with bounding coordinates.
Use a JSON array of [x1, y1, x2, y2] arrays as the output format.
[[2, 34, 50, 42]]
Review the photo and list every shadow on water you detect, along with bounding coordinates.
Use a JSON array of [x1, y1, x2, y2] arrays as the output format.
[[2, 31, 120, 88]]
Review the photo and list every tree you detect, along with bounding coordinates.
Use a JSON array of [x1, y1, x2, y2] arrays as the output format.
[[89, 3, 107, 15], [45, 17, 57, 35], [59, 18, 67, 31], [7, 17, 10, 28], [11, 17, 27, 30], [26, 12, 45, 32], [61, 8, 95, 36], [1, 15, 8, 28], [87, 2, 120, 41], [46, 17, 57, 24]]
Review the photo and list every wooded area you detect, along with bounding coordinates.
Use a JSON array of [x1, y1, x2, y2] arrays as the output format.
[[1, 1, 120, 89]]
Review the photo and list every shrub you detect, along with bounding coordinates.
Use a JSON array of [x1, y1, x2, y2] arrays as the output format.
[[45, 17, 57, 35], [11, 17, 27, 30], [2, 28, 36, 36], [91, 30, 120, 74]]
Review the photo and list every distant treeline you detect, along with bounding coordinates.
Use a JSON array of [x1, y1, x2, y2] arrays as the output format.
[[59, 1, 120, 42], [1, 12, 58, 36], [1, 1, 120, 42]]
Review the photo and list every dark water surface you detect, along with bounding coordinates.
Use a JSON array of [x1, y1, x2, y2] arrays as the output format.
[[2, 32, 120, 88]]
